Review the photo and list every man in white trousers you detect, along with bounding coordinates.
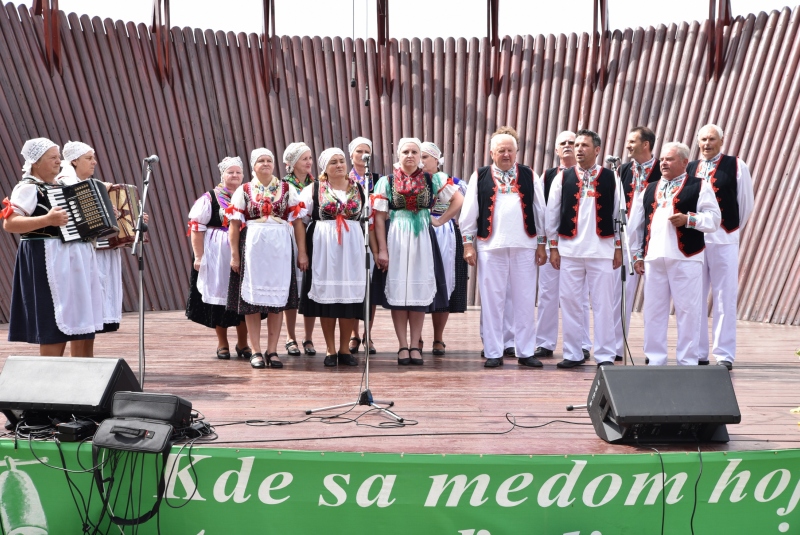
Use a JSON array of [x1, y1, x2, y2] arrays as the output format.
[[687, 124, 754, 370], [461, 128, 547, 368], [614, 126, 662, 361], [547, 129, 622, 368], [535, 130, 592, 361], [631, 142, 721, 366]]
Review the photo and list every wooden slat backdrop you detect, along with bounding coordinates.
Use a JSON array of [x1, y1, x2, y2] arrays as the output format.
[[0, 3, 798, 325]]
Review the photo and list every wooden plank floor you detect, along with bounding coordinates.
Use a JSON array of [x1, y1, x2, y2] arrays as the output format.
[[1, 308, 798, 455]]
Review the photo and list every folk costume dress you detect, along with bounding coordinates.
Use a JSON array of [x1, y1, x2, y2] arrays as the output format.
[[298, 179, 367, 319], [226, 176, 302, 315], [284, 172, 313, 296], [57, 169, 123, 332], [185, 186, 245, 328], [372, 168, 458, 312], [430, 173, 468, 313], [4, 176, 103, 344]]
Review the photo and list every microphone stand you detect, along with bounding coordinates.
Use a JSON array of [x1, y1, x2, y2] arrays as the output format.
[[610, 159, 634, 366], [305, 157, 403, 422], [130, 159, 154, 387]]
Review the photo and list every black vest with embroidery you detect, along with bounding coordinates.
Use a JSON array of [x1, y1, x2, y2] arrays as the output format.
[[476, 165, 537, 240], [558, 167, 616, 239], [310, 180, 365, 221], [207, 190, 223, 228], [20, 178, 61, 239], [641, 176, 705, 258], [687, 154, 739, 232], [543, 167, 560, 206], [620, 160, 662, 213], [388, 172, 433, 212]]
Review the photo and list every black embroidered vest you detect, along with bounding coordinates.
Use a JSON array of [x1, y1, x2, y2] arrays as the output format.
[[20, 178, 61, 239], [620, 160, 662, 213], [687, 155, 739, 232], [207, 190, 223, 228], [543, 167, 560, 206], [388, 172, 433, 212], [310, 180, 365, 221], [558, 167, 616, 239], [476, 165, 537, 240], [641, 176, 705, 258]]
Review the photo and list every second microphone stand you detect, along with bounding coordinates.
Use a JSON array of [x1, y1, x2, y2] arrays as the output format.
[[130, 158, 154, 387], [306, 157, 403, 422], [610, 159, 634, 366]]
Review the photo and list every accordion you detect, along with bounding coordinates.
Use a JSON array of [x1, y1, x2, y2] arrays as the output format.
[[46, 179, 118, 242], [96, 184, 148, 249]]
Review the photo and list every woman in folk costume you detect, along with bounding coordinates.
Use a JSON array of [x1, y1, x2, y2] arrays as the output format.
[[372, 137, 463, 365], [420, 142, 469, 357], [295, 148, 366, 367], [186, 156, 250, 360], [226, 148, 304, 369], [346, 136, 379, 355], [2, 138, 103, 356], [282, 142, 318, 358]]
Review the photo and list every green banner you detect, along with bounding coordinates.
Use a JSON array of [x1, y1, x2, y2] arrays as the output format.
[[1, 440, 798, 534]]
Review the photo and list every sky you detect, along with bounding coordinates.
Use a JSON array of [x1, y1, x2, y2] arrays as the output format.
[[25, 0, 796, 39]]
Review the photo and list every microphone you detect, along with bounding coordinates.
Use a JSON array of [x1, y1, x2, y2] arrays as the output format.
[[362, 154, 370, 164], [605, 155, 621, 165], [143, 155, 159, 164], [350, 56, 356, 87]]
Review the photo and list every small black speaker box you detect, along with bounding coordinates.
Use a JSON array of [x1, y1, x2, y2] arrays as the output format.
[[0, 356, 141, 423], [587, 366, 741, 444]]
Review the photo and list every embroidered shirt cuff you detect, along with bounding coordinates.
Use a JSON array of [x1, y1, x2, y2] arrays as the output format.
[[463, 234, 475, 244], [537, 235, 546, 245], [615, 238, 621, 249], [548, 239, 558, 248], [633, 251, 644, 262], [686, 212, 698, 229]]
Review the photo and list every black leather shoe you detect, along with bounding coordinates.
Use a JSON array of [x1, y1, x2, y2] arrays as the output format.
[[324, 354, 337, 367], [480, 349, 485, 358], [717, 360, 733, 370], [216, 347, 231, 360], [598, 361, 614, 367], [698, 360, 710, 366], [534, 347, 553, 358], [582, 348, 591, 360], [250, 353, 266, 369], [338, 352, 358, 366], [503, 347, 516, 357], [397, 347, 411, 365], [645, 357, 650, 365], [614, 355, 623, 362], [518, 356, 543, 368], [557, 358, 585, 369], [484, 357, 504, 368], [409, 347, 424, 365]]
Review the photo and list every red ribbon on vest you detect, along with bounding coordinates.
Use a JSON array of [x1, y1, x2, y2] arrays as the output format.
[[0, 197, 15, 220], [335, 214, 350, 245]]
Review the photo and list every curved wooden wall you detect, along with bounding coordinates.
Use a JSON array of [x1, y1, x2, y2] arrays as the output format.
[[0, 3, 798, 324]]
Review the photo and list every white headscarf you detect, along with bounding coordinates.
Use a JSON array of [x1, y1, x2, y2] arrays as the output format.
[[348, 137, 372, 157], [21, 137, 58, 175], [421, 141, 444, 167], [283, 142, 311, 173], [218, 156, 243, 175], [249, 148, 275, 180], [394, 137, 423, 170], [318, 148, 346, 174], [62, 141, 94, 163]]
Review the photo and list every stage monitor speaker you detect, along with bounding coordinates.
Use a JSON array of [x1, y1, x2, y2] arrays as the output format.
[[0, 356, 141, 423], [586, 366, 740, 444]]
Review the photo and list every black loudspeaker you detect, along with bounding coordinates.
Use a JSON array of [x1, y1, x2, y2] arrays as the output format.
[[0, 356, 141, 423], [586, 366, 741, 444]]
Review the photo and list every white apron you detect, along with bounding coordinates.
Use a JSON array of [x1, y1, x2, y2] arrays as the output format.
[[241, 220, 293, 307], [309, 219, 366, 303], [197, 227, 232, 306], [432, 216, 456, 298], [385, 222, 436, 307], [43, 240, 104, 335], [96, 248, 123, 323]]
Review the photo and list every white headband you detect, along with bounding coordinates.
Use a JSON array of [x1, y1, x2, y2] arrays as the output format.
[[318, 148, 346, 173], [348, 137, 372, 156], [21, 137, 58, 174], [62, 141, 94, 163], [250, 148, 274, 170], [283, 142, 311, 173], [218, 156, 243, 175], [421, 141, 444, 167]]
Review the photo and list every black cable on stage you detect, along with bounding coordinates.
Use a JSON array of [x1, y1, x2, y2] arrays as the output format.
[[636, 440, 666, 535], [690, 443, 703, 535]]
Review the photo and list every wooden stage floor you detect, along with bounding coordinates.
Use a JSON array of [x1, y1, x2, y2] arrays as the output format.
[[1, 308, 798, 455]]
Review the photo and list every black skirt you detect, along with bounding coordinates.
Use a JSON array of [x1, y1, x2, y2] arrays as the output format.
[[299, 221, 366, 319], [226, 226, 299, 315], [8, 239, 94, 345], [372, 223, 449, 313], [433, 222, 468, 313], [186, 264, 245, 329]]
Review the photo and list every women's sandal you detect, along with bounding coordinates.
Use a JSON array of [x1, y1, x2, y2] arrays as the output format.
[[368, 342, 377, 355], [216, 347, 231, 360], [302, 340, 317, 356], [266, 353, 284, 368], [432, 341, 446, 356], [349, 336, 362, 354], [235, 345, 252, 359], [285, 340, 301, 356], [338, 352, 358, 366], [250, 353, 266, 369], [397, 347, 411, 366], [410, 347, 424, 365], [324, 354, 338, 367]]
